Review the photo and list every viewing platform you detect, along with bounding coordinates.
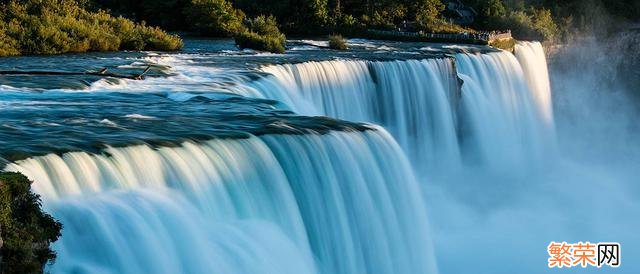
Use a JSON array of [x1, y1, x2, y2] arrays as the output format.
[[365, 29, 513, 45]]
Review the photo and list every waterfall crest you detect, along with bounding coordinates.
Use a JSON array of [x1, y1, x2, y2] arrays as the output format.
[[7, 129, 437, 274], [251, 59, 462, 173], [241, 51, 555, 172]]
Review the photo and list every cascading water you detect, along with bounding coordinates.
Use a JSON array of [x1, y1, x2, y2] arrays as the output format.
[[3, 37, 624, 274], [46, 190, 317, 274], [6, 129, 437, 274], [455, 48, 554, 169], [514, 41, 554, 126], [242, 58, 462, 173], [233, 48, 554, 173]]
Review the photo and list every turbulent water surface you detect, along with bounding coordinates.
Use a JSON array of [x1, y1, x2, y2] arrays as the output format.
[[1, 38, 638, 273]]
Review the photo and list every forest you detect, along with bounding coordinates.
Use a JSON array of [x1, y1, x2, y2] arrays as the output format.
[[1, 0, 639, 55], [93, 0, 640, 39]]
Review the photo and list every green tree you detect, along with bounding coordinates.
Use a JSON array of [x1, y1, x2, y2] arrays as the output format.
[[309, 0, 329, 26], [234, 15, 286, 53], [232, 0, 330, 33], [531, 8, 558, 41], [0, 21, 20, 56], [183, 0, 245, 36], [0, 0, 182, 56], [417, 0, 445, 20], [483, 0, 506, 17], [415, 0, 445, 28], [1, 172, 63, 274]]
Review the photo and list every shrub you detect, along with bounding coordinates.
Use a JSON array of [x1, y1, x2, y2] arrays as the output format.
[[472, 0, 560, 42], [0, 22, 20, 56], [137, 24, 184, 51], [413, 0, 471, 33], [235, 30, 285, 53], [416, 0, 446, 22], [246, 15, 282, 37], [183, 0, 245, 37], [496, 8, 559, 42], [360, 11, 395, 30], [489, 37, 515, 51], [418, 17, 472, 33], [0, 172, 62, 273], [328, 34, 347, 50], [339, 14, 358, 29], [531, 8, 558, 42], [0, 0, 182, 57], [235, 15, 286, 53], [503, 10, 539, 40]]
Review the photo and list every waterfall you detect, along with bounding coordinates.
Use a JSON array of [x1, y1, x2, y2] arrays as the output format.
[[236, 51, 554, 172], [1, 41, 561, 274], [514, 41, 554, 126], [455, 50, 554, 169], [45, 190, 317, 274], [246, 59, 462, 174], [6, 129, 437, 274]]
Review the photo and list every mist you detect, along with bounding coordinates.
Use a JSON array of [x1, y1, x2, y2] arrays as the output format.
[[424, 30, 640, 273], [551, 30, 640, 162]]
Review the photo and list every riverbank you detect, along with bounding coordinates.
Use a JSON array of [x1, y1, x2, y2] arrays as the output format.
[[359, 29, 516, 51], [0, 0, 181, 57], [0, 0, 563, 56], [0, 172, 62, 273]]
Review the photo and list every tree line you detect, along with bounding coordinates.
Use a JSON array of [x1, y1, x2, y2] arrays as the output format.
[[92, 0, 639, 40], [0, 0, 182, 56], [2, 0, 639, 55]]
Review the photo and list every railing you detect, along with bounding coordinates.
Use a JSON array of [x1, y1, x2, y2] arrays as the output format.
[[367, 29, 512, 44]]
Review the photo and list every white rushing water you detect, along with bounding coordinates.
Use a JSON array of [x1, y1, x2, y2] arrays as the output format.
[[233, 47, 554, 174], [456, 47, 555, 170], [247, 59, 462, 174], [7, 129, 437, 274], [7, 40, 633, 274], [515, 41, 554, 125]]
